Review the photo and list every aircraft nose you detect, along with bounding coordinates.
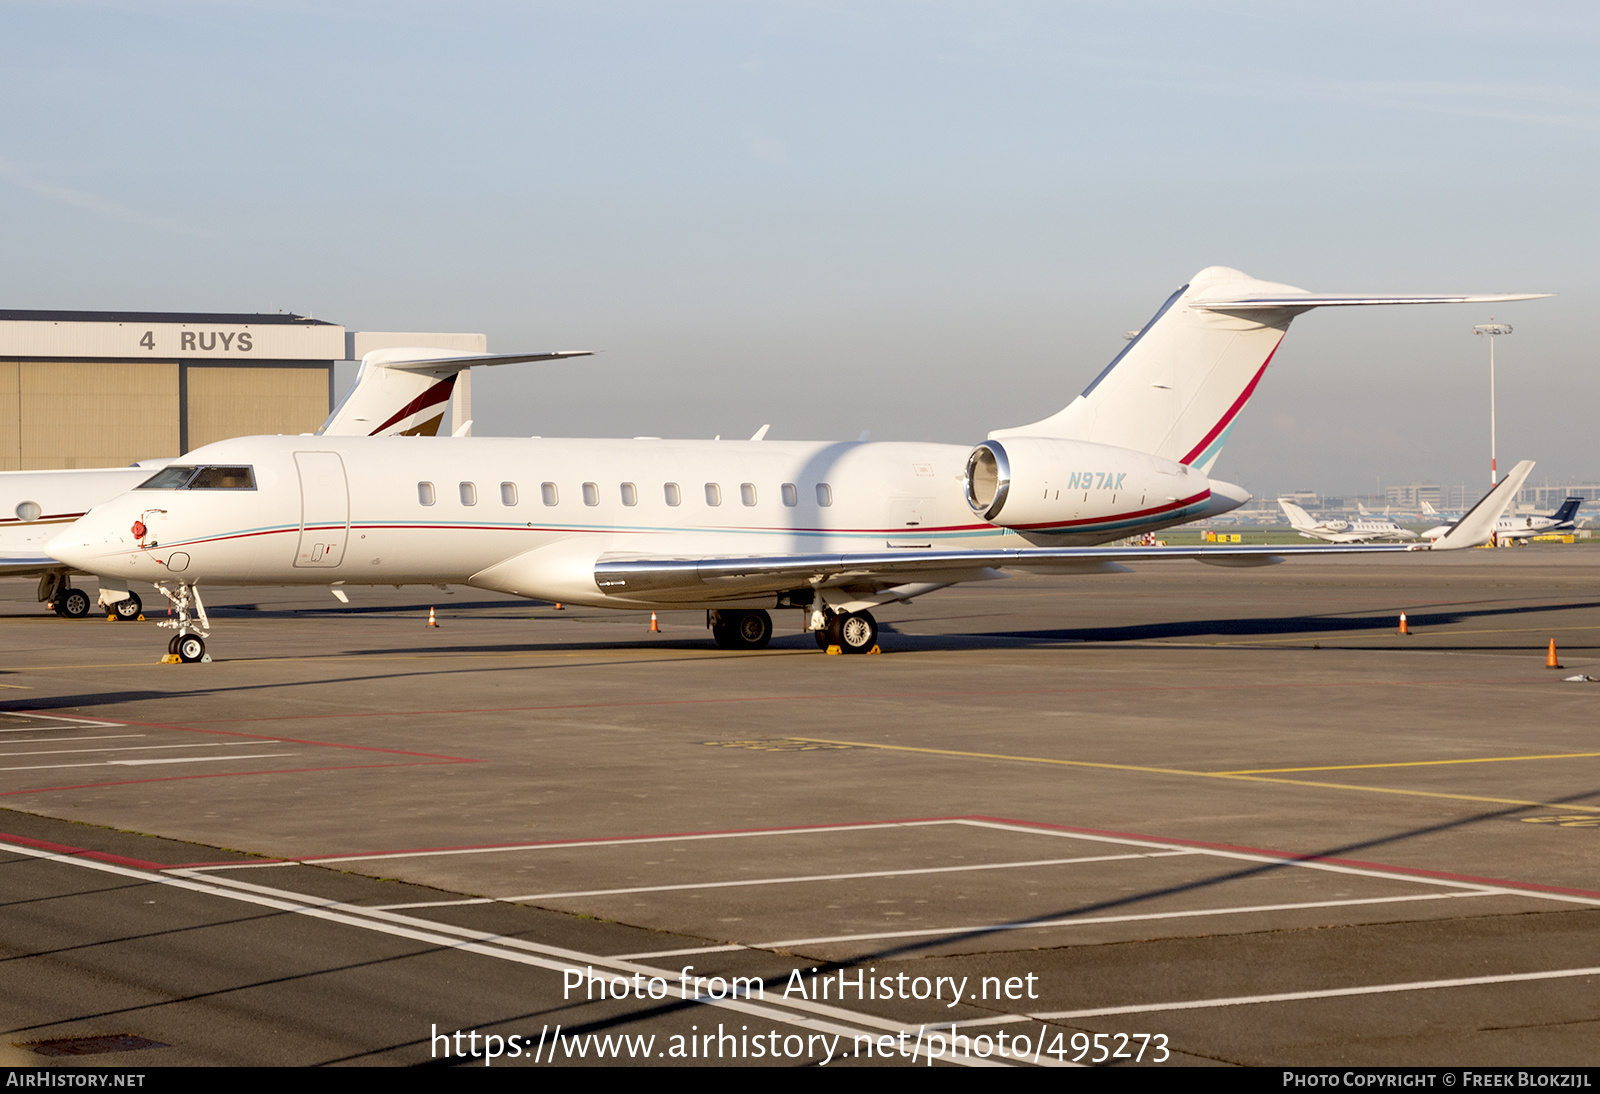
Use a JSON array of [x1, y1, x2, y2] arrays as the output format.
[[46, 507, 128, 570]]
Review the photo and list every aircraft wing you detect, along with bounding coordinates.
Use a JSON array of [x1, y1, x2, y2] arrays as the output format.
[[594, 543, 1419, 603], [0, 552, 67, 576]]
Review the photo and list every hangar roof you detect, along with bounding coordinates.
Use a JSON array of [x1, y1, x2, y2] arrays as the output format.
[[0, 310, 335, 325]]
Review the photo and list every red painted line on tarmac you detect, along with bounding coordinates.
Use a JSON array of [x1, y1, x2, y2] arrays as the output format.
[[0, 830, 185, 871], [0, 759, 477, 799], [964, 816, 1600, 902], [171, 675, 1557, 726]]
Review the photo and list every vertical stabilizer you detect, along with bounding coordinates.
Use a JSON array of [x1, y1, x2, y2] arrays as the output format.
[[989, 268, 1548, 475]]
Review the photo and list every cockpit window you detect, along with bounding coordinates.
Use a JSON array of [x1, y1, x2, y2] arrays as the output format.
[[136, 465, 255, 490], [137, 466, 199, 489], [188, 466, 256, 489]]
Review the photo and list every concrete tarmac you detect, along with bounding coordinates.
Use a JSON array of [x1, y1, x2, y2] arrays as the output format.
[[2, 548, 1598, 1067]]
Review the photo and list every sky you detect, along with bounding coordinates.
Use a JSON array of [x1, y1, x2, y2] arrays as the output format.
[[3, 1, 1596, 498]]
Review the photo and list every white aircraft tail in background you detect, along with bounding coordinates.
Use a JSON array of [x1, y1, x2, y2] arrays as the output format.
[[1431, 461, 1537, 550], [319, 347, 592, 438]]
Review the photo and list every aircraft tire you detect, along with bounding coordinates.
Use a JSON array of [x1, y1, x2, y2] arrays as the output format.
[[711, 610, 772, 651], [57, 588, 91, 619], [168, 634, 182, 655], [815, 627, 831, 649], [836, 611, 878, 654], [112, 593, 143, 621], [176, 635, 206, 663]]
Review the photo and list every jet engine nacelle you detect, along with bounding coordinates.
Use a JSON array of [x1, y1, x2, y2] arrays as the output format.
[[963, 437, 1208, 532]]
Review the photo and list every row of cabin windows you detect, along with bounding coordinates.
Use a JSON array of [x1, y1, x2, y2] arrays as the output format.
[[417, 481, 833, 508]]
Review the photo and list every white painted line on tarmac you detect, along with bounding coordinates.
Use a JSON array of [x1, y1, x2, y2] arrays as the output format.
[[612, 944, 749, 960], [0, 735, 146, 744], [950, 819, 1600, 908], [755, 890, 1499, 950], [498, 851, 1196, 902], [0, 753, 296, 772], [957, 966, 1600, 1025], [369, 897, 498, 910], [1, 840, 1026, 1066], [0, 742, 282, 758], [0, 712, 121, 729], [305, 819, 957, 864]]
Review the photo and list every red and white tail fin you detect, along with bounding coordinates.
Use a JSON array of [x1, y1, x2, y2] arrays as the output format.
[[318, 348, 591, 438], [990, 266, 1546, 475]]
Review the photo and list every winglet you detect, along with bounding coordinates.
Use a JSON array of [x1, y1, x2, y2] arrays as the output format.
[[1432, 460, 1536, 550]]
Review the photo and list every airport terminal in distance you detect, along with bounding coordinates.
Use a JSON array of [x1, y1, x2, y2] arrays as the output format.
[[4, 274, 1599, 1069]]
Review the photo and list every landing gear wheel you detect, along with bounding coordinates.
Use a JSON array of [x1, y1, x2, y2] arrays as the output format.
[[711, 609, 773, 650], [176, 634, 206, 663], [56, 588, 91, 619], [112, 593, 143, 621], [168, 634, 182, 655], [815, 627, 832, 649], [836, 610, 878, 654]]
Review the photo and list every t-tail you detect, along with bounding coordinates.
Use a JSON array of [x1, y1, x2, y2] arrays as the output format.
[[1550, 497, 1583, 528], [318, 348, 592, 437], [988, 266, 1547, 475]]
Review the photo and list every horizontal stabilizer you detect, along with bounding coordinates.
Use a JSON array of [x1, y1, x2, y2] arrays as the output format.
[[1193, 293, 1550, 312], [366, 348, 593, 375]]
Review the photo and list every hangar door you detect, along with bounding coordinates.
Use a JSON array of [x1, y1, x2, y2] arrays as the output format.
[[187, 366, 329, 452], [294, 451, 349, 568]]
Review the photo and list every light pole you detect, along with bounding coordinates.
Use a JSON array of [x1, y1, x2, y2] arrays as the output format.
[[1474, 321, 1512, 485]]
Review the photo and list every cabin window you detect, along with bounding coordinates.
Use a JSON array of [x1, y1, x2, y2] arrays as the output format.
[[500, 482, 518, 506], [781, 482, 797, 507], [582, 482, 599, 506], [740, 483, 757, 506], [705, 483, 722, 506], [621, 482, 638, 506], [664, 482, 681, 506], [459, 482, 477, 506], [541, 482, 559, 506], [816, 483, 833, 507], [418, 482, 436, 506]]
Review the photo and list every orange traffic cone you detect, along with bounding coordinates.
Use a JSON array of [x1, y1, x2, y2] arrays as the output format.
[[1547, 639, 1562, 669], [1398, 612, 1409, 635], [650, 611, 659, 633], [427, 607, 439, 627], [553, 602, 563, 611]]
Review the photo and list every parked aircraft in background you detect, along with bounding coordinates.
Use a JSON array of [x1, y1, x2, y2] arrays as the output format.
[[1422, 496, 1582, 543], [1420, 501, 1464, 523], [3, 347, 588, 618], [1279, 499, 1419, 543], [47, 266, 1545, 661]]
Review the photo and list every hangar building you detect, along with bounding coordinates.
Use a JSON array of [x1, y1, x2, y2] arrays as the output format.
[[0, 313, 486, 470]]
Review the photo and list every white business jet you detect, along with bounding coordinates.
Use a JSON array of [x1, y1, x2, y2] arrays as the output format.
[[1422, 496, 1582, 544], [1278, 499, 1419, 542], [3, 347, 588, 619], [47, 267, 1544, 661]]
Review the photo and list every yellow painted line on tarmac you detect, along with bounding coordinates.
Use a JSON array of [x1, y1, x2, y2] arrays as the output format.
[[787, 737, 1600, 815], [1218, 752, 1600, 775]]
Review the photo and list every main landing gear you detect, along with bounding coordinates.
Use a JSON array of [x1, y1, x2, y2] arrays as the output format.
[[813, 609, 879, 654], [51, 587, 91, 619], [154, 581, 210, 663], [710, 609, 773, 650], [109, 592, 144, 621]]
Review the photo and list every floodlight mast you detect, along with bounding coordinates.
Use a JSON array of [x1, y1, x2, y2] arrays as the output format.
[[1474, 321, 1513, 487]]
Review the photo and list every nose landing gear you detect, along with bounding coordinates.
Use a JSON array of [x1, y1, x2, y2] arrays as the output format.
[[154, 582, 210, 663]]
